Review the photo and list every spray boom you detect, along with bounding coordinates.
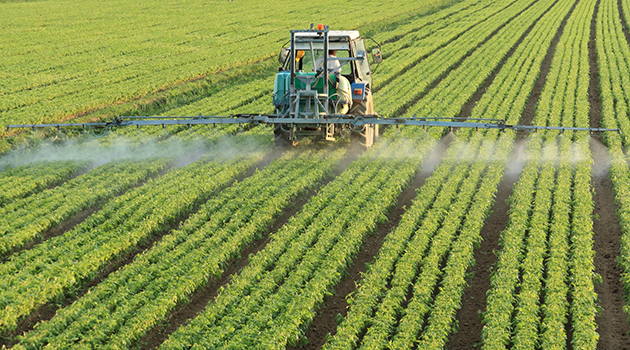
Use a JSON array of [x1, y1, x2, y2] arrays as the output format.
[[6, 115, 620, 136]]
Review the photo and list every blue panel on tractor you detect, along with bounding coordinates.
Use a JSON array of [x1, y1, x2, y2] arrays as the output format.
[[351, 82, 366, 101]]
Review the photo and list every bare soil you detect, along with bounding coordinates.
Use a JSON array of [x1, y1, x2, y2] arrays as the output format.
[[590, 1, 630, 345], [592, 137, 630, 350], [0, 153, 279, 347], [589, 0, 603, 131], [446, 146, 520, 349], [286, 136, 452, 350], [517, 0, 576, 139], [137, 148, 358, 349]]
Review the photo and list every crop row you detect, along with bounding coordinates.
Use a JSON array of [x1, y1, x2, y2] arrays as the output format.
[[152, 0, 556, 345], [96, 0, 502, 131], [373, 0, 519, 89], [0, 160, 87, 207], [407, 0, 559, 122], [13, 147, 344, 348], [0, 133, 270, 334], [324, 128, 504, 349], [324, 0, 568, 345], [0, 158, 169, 258], [317, 0, 577, 346], [158, 2, 568, 347], [370, 0, 491, 46], [482, 0, 598, 347], [375, 0, 541, 117], [448, 5, 582, 344], [0, 0, 450, 129], [324, 136, 479, 349], [157, 130, 437, 349], [596, 0, 630, 328], [162, 76, 274, 117]]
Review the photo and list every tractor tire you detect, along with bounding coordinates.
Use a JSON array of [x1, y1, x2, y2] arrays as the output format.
[[350, 124, 376, 148], [274, 124, 293, 148], [349, 90, 378, 148]]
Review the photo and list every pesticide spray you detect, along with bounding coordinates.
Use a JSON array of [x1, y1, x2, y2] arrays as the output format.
[[0, 132, 249, 171]]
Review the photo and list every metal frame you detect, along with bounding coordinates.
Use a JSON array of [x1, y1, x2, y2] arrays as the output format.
[[7, 115, 620, 134]]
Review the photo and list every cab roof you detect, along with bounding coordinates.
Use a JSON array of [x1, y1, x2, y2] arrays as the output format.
[[294, 30, 361, 40]]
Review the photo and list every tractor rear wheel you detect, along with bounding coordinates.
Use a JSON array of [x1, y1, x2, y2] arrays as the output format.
[[350, 124, 377, 148], [348, 89, 378, 148]]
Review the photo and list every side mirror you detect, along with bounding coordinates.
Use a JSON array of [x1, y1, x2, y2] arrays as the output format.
[[278, 48, 289, 65], [371, 48, 383, 64]]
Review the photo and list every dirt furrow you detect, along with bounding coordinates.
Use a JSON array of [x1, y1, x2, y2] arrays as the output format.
[[591, 0, 630, 346], [138, 149, 358, 349], [0, 151, 282, 347], [517, 0, 578, 140], [591, 138, 630, 350], [285, 136, 452, 350], [618, 0, 630, 45], [446, 143, 521, 349]]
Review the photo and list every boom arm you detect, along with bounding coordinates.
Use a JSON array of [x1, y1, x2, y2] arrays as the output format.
[[5, 115, 620, 134]]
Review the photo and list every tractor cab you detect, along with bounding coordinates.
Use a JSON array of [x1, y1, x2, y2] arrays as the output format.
[[273, 25, 382, 147]]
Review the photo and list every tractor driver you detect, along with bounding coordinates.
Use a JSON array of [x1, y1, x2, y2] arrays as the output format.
[[315, 50, 340, 73]]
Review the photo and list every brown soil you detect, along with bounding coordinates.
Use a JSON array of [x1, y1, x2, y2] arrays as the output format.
[[458, 0, 542, 121], [446, 148, 521, 349], [0, 154, 278, 347], [588, 0, 630, 344], [589, 1, 630, 345], [618, 0, 630, 45], [517, 0, 578, 140], [443, 0, 569, 346], [589, 0, 603, 130], [386, 0, 540, 117], [137, 148, 356, 349], [591, 138, 630, 350], [286, 136, 452, 350]]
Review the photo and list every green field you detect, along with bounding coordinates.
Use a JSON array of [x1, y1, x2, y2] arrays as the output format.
[[2, 0, 630, 348]]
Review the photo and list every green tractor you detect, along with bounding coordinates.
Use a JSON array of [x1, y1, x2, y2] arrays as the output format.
[[273, 24, 383, 148]]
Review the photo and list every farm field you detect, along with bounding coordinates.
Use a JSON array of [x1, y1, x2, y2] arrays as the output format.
[[3, 0, 630, 348]]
